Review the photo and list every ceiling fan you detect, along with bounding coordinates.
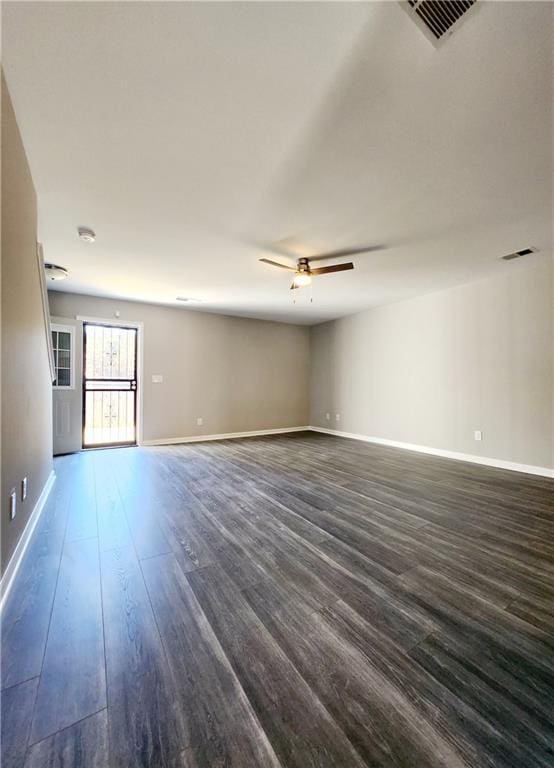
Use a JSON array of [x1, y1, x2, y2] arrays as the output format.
[[259, 244, 382, 289]]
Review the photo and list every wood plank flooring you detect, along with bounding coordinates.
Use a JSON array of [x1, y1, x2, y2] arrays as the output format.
[[1, 431, 553, 767]]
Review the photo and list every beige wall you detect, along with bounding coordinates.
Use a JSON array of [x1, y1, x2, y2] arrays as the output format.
[[310, 259, 553, 470], [1, 75, 53, 574], [48, 292, 310, 443]]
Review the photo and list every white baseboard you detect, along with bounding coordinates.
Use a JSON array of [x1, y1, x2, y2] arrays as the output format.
[[0, 469, 56, 611], [141, 426, 311, 447], [309, 427, 554, 478]]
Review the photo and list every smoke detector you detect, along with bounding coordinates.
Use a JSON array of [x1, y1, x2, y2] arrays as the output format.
[[44, 263, 69, 281], [78, 226, 96, 243]]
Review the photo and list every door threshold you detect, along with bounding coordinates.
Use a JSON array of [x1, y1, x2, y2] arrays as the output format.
[[81, 443, 138, 452]]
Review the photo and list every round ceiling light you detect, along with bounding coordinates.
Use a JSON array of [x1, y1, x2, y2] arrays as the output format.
[[44, 263, 69, 281], [78, 226, 96, 243]]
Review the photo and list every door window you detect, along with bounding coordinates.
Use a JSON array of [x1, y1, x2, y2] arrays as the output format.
[[51, 324, 74, 389]]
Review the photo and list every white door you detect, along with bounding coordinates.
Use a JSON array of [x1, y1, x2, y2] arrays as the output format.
[[51, 317, 82, 455]]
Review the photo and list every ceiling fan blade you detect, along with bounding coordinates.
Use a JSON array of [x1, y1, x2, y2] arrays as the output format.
[[308, 245, 386, 262], [259, 258, 296, 271], [310, 262, 354, 276]]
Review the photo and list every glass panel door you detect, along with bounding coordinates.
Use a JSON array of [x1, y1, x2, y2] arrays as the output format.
[[82, 323, 138, 448]]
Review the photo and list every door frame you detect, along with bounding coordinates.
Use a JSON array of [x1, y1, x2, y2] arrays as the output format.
[[77, 315, 144, 448]]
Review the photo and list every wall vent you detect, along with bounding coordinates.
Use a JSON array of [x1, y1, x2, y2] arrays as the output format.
[[403, 0, 478, 45], [501, 247, 536, 261]]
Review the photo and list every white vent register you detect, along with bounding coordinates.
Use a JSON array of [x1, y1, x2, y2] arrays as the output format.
[[402, 0, 478, 46]]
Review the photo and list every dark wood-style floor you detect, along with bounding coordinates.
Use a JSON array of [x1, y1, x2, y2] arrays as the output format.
[[1, 432, 553, 768]]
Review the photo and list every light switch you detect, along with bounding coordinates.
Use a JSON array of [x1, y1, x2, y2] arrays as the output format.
[[9, 489, 16, 521], [474, 430, 482, 441], [151, 374, 163, 383]]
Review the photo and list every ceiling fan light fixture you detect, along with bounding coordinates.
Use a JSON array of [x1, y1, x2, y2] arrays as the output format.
[[293, 271, 312, 288], [44, 263, 69, 281], [260, 248, 359, 293]]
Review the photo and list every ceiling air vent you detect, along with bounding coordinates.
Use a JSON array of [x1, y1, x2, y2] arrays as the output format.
[[403, 0, 478, 46], [501, 247, 536, 261]]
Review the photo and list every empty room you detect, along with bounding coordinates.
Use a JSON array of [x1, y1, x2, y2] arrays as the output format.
[[1, 2, 553, 767]]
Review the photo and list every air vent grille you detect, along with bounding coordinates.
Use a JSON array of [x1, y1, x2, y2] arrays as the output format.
[[406, 0, 477, 42], [501, 248, 536, 261]]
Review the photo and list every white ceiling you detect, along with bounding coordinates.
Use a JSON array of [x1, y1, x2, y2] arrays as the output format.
[[3, 1, 552, 325]]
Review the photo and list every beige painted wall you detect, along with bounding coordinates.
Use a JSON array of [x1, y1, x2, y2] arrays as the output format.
[[1, 75, 53, 574], [48, 292, 310, 443], [310, 259, 553, 470]]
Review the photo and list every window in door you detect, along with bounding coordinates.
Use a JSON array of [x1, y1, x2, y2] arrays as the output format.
[[82, 322, 138, 448], [51, 324, 75, 389]]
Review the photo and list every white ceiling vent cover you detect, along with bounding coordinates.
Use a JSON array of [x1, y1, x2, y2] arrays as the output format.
[[402, 1, 478, 46]]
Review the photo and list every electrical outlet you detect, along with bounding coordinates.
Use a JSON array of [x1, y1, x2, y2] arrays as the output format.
[[21, 477, 27, 501], [335, 413, 341, 422], [196, 417, 203, 426], [474, 430, 482, 441], [325, 413, 331, 421], [9, 489, 16, 521], [151, 374, 163, 383]]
